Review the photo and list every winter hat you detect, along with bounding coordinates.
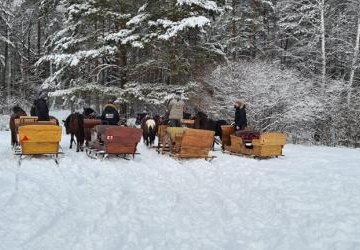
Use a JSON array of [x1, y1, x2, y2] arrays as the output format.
[[235, 100, 245, 108]]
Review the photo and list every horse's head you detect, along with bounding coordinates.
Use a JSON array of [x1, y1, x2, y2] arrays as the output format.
[[193, 111, 209, 129], [64, 114, 72, 134], [12, 106, 27, 116], [83, 107, 96, 118], [197, 111, 208, 119]]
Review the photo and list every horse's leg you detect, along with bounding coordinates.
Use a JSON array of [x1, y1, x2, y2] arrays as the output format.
[[11, 130, 16, 147], [80, 138, 84, 152], [75, 135, 80, 152], [70, 134, 74, 149]]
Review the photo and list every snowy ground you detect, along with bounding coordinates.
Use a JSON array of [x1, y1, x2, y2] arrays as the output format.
[[0, 111, 360, 249]]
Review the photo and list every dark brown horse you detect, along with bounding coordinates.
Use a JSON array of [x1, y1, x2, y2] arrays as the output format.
[[10, 106, 27, 147], [193, 111, 228, 147], [63, 113, 85, 152]]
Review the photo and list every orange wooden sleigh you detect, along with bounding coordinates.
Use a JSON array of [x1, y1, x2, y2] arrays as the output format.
[[14, 116, 62, 166], [160, 127, 215, 160], [221, 125, 287, 158]]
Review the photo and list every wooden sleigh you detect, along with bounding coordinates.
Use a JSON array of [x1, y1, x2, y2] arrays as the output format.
[[156, 120, 194, 151], [161, 127, 215, 160], [15, 124, 63, 166], [221, 125, 287, 158], [86, 125, 142, 160]]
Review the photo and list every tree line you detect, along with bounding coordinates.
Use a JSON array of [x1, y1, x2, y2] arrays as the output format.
[[1, 0, 360, 146]]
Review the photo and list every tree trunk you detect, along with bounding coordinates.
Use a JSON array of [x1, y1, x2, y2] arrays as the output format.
[[231, 0, 237, 60], [347, 15, 360, 106], [37, 17, 41, 58], [2, 26, 9, 99], [7, 48, 11, 103], [320, 0, 326, 92]]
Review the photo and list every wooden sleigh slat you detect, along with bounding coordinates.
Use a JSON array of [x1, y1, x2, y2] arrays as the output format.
[[15, 116, 58, 129]]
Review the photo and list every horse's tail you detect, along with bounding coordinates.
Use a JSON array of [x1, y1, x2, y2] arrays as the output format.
[[147, 125, 154, 145], [146, 119, 156, 145]]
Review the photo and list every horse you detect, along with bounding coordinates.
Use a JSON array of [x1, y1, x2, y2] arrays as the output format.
[[141, 116, 157, 147], [136, 113, 147, 125], [9, 106, 27, 147], [193, 111, 228, 147], [183, 112, 192, 119], [63, 113, 85, 152], [83, 107, 97, 118]]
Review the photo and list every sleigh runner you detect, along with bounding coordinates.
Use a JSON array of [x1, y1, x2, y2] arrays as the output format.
[[86, 125, 142, 159]]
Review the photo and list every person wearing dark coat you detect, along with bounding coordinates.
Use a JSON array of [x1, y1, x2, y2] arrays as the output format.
[[101, 101, 120, 125], [234, 100, 247, 130], [32, 91, 50, 121]]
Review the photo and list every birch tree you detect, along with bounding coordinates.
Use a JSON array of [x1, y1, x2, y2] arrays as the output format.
[[319, 0, 326, 92], [347, 3, 360, 105]]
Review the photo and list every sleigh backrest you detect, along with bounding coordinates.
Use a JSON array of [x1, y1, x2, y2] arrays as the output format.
[[18, 125, 62, 155]]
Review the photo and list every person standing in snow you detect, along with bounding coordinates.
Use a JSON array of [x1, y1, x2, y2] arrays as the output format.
[[234, 100, 247, 130], [32, 91, 50, 121], [101, 100, 120, 125], [167, 92, 185, 127]]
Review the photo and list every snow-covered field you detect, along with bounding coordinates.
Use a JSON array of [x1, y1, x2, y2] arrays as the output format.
[[0, 112, 360, 249]]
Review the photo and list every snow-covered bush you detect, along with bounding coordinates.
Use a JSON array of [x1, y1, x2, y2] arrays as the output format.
[[188, 61, 324, 144]]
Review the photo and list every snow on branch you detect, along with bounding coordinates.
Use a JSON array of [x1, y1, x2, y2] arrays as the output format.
[[36, 46, 118, 67], [176, 0, 221, 12], [48, 82, 196, 105], [120, 82, 196, 104], [0, 35, 14, 47], [155, 16, 211, 40], [127, 13, 149, 26]]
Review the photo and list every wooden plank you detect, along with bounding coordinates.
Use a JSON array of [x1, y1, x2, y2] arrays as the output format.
[[20, 116, 38, 124], [181, 119, 195, 128], [21, 142, 59, 155], [221, 125, 235, 147]]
